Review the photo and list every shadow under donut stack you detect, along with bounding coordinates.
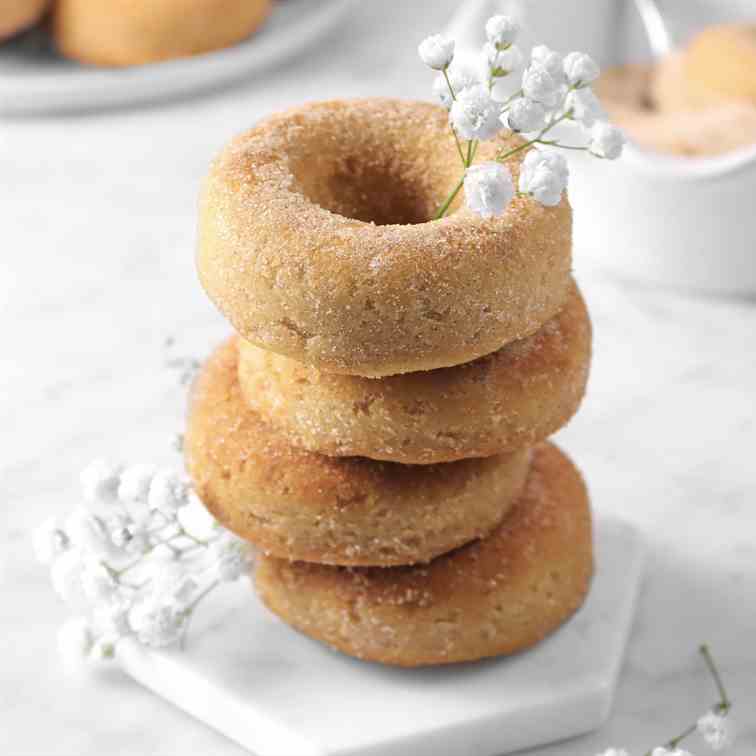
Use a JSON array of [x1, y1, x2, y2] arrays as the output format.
[[186, 98, 594, 667]]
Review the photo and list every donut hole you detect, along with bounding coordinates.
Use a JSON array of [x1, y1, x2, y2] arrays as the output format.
[[290, 134, 462, 226]]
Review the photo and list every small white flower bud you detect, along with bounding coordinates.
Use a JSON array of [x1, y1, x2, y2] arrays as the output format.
[[464, 162, 514, 218], [123, 524, 151, 556], [485, 15, 520, 48], [518, 149, 569, 207], [57, 616, 94, 673], [65, 507, 112, 557], [80, 559, 117, 602], [530, 45, 565, 84], [589, 121, 625, 159], [80, 459, 122, 506], [151, 565, 199, 605], [129, 600, 186, 647], [521, 66, 560, 107], [118, 464, 157, 505], [93, 600, 132, 639], [697, 710, 734, 750], [210, 534, 254, 582], [565, 87, 605, 127], [595, 749, 630, 756], [103, 511, 131, 549], [450, 84, 502, 140], [432, 63, 482, 109], [563, 51, 600, 86], [650, 748, 694, 756], [418, 34, 455, 70], [505, 97, 547, 133], [32, 517, 68, 565], [148, 470, 189, 516]]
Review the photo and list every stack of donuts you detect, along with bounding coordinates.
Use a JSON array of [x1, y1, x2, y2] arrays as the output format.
[[186, 98, 595, 667]]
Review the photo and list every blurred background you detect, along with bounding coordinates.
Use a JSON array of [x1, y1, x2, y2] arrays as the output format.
[[1, 1, 754, 755]]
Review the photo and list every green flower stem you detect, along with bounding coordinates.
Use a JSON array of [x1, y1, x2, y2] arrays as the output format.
[[442, 68, 456, 102], [537, 140, 589, 151], [433, 138, 479, 220], [442, 68, 467, 165], [660, 723, 698, 752], [434, 175, 465, 220], [500, 88, 524, 108], [452, 131, 465, 164], [179, 529, 210, 547], [642, 644, 732, 756], [700, 643, 732, 712], [495, 111, 572, 162]]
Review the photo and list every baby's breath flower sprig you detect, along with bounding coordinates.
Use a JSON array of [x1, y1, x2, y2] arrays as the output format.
[[419, 16, 626, 221], [596, 644, 735, 756], [33, 456, 254, 672]]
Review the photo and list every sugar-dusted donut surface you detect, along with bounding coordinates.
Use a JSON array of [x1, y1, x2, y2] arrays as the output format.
[[0, 0, 48, 40], [52, 0, 271, 66], [238, 280, 590, 464], [198, 98, 572, 377], [185, 338, 532, 567], [255, 442, 593, 667]]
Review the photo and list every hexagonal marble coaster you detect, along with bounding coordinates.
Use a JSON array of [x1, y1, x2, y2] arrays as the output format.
[[119, 515, 644, 756]]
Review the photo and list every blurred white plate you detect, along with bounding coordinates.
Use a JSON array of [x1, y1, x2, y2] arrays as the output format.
[[0, 0, 352, 115]]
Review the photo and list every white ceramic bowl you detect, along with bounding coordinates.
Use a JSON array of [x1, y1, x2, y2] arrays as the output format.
[[448, 0, 756, 295]]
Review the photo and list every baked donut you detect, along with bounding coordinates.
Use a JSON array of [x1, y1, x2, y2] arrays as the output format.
[[185, 338, 532, 567], [52, 0, 271, 67], [198, 98, 573, 377], [255, 442, 593, 667], [238, 280, 590, 464], [0, 0, 48, 40]]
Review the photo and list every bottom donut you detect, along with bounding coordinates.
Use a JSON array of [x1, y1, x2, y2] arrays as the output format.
[[254, 442, 593, 667]]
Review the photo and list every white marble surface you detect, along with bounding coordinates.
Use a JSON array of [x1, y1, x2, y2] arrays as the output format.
[[1, 2, 754, 755], [119, 518, 643, 756]]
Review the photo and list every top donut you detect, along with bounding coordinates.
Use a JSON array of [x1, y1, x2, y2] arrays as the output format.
[[197, 98, 572, 377]]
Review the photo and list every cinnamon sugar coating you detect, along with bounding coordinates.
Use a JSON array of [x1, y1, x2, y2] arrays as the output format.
[[52, 0, 271, 66], [185, 338, 532, 567], [255, 442, 593, 667], [197, 98, 572, 377], [237, 280, 590, 463]]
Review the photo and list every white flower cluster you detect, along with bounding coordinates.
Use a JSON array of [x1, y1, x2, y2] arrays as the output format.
[[33, 459, 254, 672], [418, 17, 625, 219], [594, 709, 735, 756], [593, 645, 735, 756]]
